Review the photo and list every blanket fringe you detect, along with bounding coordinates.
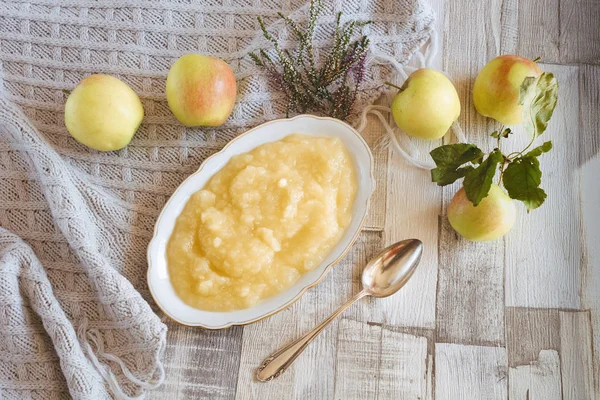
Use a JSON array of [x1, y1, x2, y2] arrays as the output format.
[[77, 319, 166, 400]]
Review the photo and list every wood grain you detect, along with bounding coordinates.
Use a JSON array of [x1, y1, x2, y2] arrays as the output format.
[[436, 0, 505, 347], [333, 318, 430, 400], [436, 217, 505, 346], [292, 231, 382, 399], [516, 0, 600, 64], [506, 308, 562, 399], [559, 311, 595, 400], [505, 64, 581, 309], [362, 113, 388, 232], [435, 343, 508, 400], [506, 307, 560, 368], [148, 0, 600, 397], [516, 0, 560, 61], [234, 231, 382, 400], [579, 64, 600, 396], [558, 0, 600, 64], [149, 321, 243, 400], [508, 350, 562, 400]]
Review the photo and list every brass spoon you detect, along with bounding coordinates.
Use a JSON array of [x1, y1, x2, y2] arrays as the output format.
[[255, 238, 424, 382]]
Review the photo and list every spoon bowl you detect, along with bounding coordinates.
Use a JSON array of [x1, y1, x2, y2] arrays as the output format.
[[362, 239, 423, 298]]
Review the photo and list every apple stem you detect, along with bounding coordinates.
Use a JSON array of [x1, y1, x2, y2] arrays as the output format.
[[384, 81, 403, 91], [533, 56, 542, 63]]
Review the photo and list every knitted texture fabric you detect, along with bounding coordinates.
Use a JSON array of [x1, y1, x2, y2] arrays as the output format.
[[0, 0, 434, 398]]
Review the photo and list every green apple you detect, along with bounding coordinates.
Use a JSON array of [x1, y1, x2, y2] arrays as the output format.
[[390, 68, 460, 140], [448, 184, 516, 241], [473, 55, 542, 125], [166, 54, 237, 127], [64, 74, 144, 152]]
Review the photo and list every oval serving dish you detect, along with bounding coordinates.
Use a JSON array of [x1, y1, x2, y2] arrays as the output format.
[[147, 114, 375, 329]]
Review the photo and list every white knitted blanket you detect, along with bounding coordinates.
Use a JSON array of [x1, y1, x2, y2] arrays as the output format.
[[0, 0, 434, 398]]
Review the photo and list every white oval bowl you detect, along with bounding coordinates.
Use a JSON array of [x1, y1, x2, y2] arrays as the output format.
[[147, 114, 375, 329]]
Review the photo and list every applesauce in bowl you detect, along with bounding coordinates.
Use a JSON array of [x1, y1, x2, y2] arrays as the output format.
[[166, 134, 357, 311], [147, 114, 374, 329]]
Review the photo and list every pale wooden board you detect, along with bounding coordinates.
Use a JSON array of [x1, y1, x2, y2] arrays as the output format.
[[516, 0, 600, 64], [559, 311, 595, 400], [506, 308, 562, 399], [516, 0, 561, 60], [436, 0, 505, 347], [558, 0, 600, 64], [362, 112, 388, 231], [148, 321, 243, 400], [379, 152, 440, 329], [333, 318, 430, 400], [145, 0, 600, 397], [234, 231, 382, 400], [436, 217, 505, 346], [292, 231, 382, 399], [505, 64, 581, 309], [435, 343, 508, 400], [579, 64, 600, 394], [509, 350, 562, 400]]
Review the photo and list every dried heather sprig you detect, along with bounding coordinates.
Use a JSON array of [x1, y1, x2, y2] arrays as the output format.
[[250, 0, 371, 120]]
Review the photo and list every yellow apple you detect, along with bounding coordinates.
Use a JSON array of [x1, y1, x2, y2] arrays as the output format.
[[64, 74, 144, 152], [473, 55, 542, 125], [390, 68, 460, 140], [166, 54, 237, 127], [448, 184, 516, 242]]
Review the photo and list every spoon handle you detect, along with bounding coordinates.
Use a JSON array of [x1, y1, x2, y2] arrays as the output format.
[[255, 290, 367, 382]]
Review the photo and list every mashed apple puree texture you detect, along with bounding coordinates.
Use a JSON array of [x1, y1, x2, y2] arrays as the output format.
[[167, 134, 358, 311]]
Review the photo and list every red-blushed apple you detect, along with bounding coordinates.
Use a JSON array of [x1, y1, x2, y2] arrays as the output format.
[[64, 74, 144, 152], [166, 54, 237, 127], [473, 55, 542, 125], [391, 68, 460, 140], [448, 184, 516, 242]]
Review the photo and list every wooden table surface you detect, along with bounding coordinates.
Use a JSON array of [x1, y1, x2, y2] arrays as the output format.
[[150, 0, 600, 398]]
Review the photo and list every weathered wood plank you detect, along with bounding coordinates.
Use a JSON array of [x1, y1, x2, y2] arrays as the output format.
[[293, 231, 383, 399], [559, 311, 595, 400], [516, 0, 560, 61], [508, 350, 562, 400], [579, 63, 600, 397], [436, 217, 505, 346], [435, 343, 508, 400], [558, 0, 600, 64], [372, 0, 445, 329], [516, 0, 600, 64], [378, 325, 429, 399], [333, 319, 381, 399], [333, 318, 430, 400], [579, 64, 600, 165], [506, 307, 560, 367], [148, 321, 243, 400], [235, 307, 299, 400], [379, 152, 440, 329], [505, 64, 581, 309], [234, 231, 382, 400], [436, 0, 505, 347], [362, 112, 388, 232], [506, 308, 562, 399]]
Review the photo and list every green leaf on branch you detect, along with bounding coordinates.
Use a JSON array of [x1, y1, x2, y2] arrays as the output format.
[[431, 165, 475, 186], [491, 128, 512, 139], [519, 72, 558, 138], [525, 140, 552, 158], [463, 150, 503, 206], [503, 155, 547, 211], [430, 144, 484, 186]]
